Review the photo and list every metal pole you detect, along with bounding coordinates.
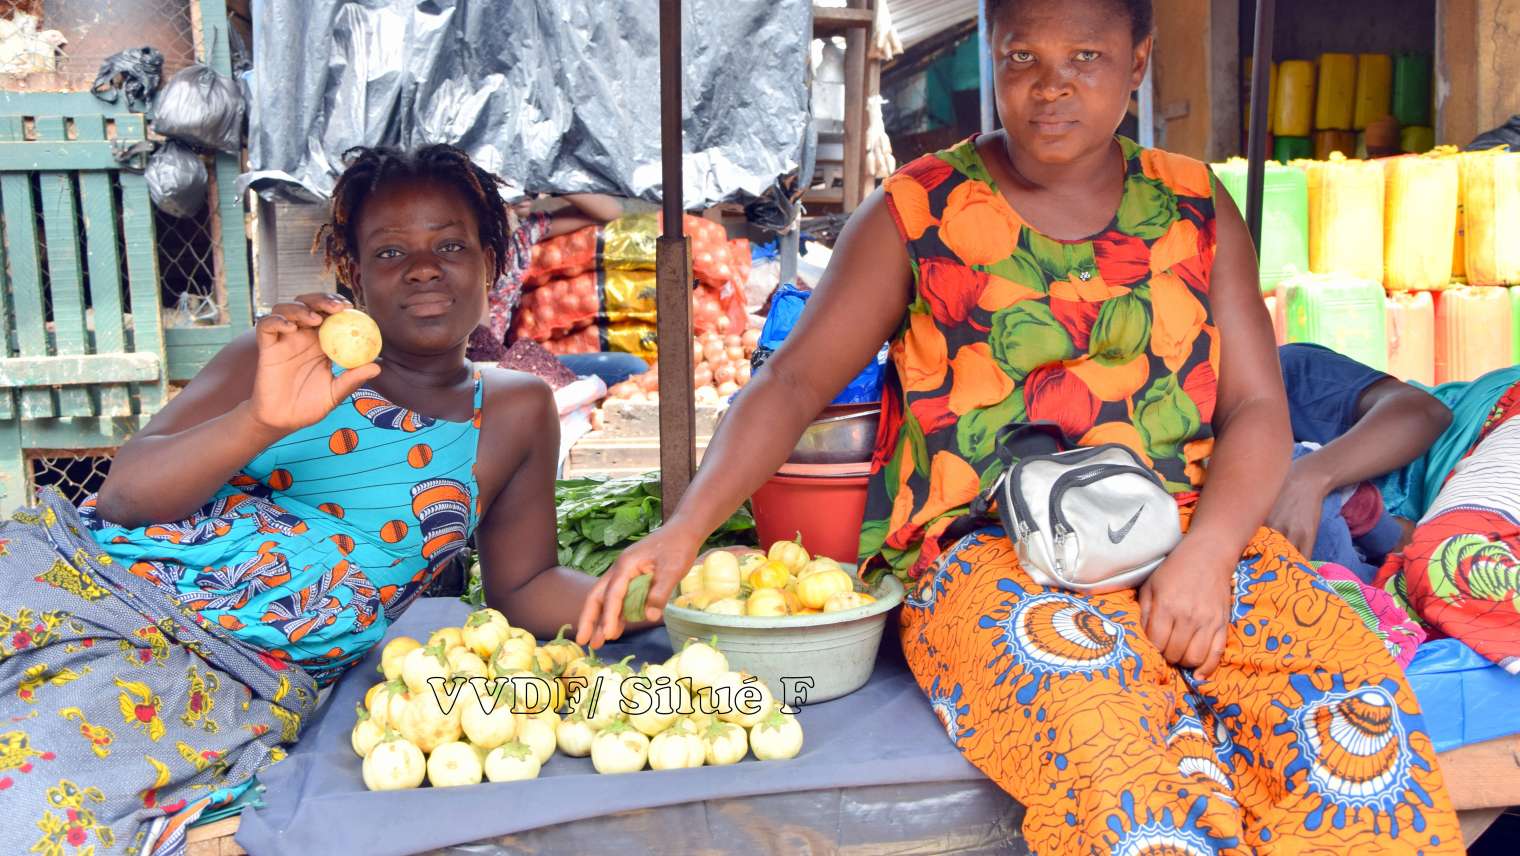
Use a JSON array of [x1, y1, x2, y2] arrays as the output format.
[[657, 0, 696, 519], [978, 0, 995, 133], [1245, 0, 1276, 251]]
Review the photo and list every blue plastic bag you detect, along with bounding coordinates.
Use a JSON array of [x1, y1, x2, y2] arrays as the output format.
[[750, 283, 887, 406]]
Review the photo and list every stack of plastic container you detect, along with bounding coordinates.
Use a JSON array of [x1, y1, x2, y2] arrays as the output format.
[[1281, 273, 1389, 372], [1513, 286, 1520, 364], [1394, 54, 1434, 153], [1312, 54, 1357, 160], [1241, 146, 1520, 384], [1384, 155, 1459, 293], [1354, 54, 1393, 133], [1273, 60, 1316, 162], [1302, 154, 1384, 283], [1386, 291, 1435, 385], [1264, 52, 1431, 161], [1435, 287, 1512, 384], [1456, 150, 1520, 287], [1212, 159, 1308, 294]]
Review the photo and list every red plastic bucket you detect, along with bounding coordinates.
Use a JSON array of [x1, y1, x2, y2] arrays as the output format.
[[750, 470, 871, 565]]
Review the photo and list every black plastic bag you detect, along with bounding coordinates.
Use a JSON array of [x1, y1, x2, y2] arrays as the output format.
[[152, 63, 246, 154], [145, 142, 208, 218], [1468, 116, 1520, 152], [91, 47, 164, 112]]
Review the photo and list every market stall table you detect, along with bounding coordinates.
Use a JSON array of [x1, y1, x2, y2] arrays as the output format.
[[200, 599, 1520, 855]]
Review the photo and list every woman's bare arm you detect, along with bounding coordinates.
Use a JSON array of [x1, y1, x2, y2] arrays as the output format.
[[577, 190, 914, 645], [96, 295, 377, 526], [1137, 182, 1291, 677], [472, 371, 656, 639]]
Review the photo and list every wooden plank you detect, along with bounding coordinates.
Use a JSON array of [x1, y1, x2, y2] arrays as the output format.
[[1458, 807, 1504, 848], [0, 115, 57, 419], [0, 420, 26, 514], [271, 199, 335, 305], [0, 353, 161, 387], [185, 816, 245, 856], [0, 91, 140, 117], [862, 55, 882, 194], [74, 114, 133, 417], [813, 4, 874, 35], [0, 140, 142, 172], [166, 326, 241, 346], [841, 0, 869, 212], [118, 170, 170, 413], [167, 342, 228, 382], [111, 113, 168, 415], [655, 232, 696, 516], [253, 195, 276, 311], [0, 144, 12, 421], [34, 116, 95, 417], [1439, 0, 1479, 151], [20, 416, 142, 451], [211, 153, 252, 331], [1437, 733, 1520, 810]]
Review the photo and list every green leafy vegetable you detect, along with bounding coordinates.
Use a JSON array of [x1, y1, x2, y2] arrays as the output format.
[[462, 472, 757, 607]]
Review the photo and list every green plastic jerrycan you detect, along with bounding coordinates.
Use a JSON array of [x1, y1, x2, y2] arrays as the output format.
[[1284, 273, 1389, 371], [1212, 160, 1310, 294]]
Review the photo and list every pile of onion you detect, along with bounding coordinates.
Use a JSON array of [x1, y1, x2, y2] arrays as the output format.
[[607, 324, 763, 405]]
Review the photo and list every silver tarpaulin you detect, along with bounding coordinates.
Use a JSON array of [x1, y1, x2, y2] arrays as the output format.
[[242, 0, 812, 206]]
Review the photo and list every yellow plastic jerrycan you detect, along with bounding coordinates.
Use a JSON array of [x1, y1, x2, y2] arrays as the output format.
[[1315, 53, 1356, 131], [1385, 155, 1459, 293], [1274, 60, 1315, 138], [1354, 54, 1393, 130], [1455, 149, 1520, 287], [1301, 153, 1384, 283]]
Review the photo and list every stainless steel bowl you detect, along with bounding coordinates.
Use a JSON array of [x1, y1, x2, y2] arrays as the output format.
[[787, 407, 881, 465]]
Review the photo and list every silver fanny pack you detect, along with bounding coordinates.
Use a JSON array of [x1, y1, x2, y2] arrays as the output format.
[[992, 443, 1182, 593], [950, 422, 1183, 593]]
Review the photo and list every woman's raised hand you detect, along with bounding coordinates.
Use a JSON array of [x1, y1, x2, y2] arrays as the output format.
[[249, 294, 381, 434]]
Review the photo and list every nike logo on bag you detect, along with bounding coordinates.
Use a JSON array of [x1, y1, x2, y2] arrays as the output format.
[[1108, 507, 1144, 544]]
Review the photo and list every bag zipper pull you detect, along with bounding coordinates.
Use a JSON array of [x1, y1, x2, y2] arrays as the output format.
[[1050, 523, 1071, 580]]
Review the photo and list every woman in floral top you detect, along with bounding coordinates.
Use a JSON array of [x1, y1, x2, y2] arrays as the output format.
[[579, 0, 1460, 851]]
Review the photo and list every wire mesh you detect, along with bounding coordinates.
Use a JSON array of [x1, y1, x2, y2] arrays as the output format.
[[157, 192, 224, 326], [0, 0, 198, 92], [28, 451, 113, 506]]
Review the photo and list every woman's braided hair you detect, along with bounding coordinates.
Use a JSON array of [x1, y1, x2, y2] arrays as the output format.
[[988, 0, 1153, 45], [315, 144, 512, 292]]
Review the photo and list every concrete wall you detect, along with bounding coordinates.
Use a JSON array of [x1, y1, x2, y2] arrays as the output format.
[[1153, 0, 1239, 160], [1440, 0, 1520, 146], [1238, 0, 1437, 58]]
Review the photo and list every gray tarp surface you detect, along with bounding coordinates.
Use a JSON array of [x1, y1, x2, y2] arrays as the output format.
[[230, 597, 1519, 853], [243, 0, 812, 205], [234, 598, 996, 856]]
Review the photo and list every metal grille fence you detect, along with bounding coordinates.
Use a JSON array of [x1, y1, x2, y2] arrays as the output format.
[[28, 451, 113, 506]]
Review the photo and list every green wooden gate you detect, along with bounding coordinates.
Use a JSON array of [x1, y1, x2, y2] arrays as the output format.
[[0, 1, 251, 513]]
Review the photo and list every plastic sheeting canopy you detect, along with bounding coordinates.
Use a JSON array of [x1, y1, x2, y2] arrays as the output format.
[[243, 0, 812, 207]]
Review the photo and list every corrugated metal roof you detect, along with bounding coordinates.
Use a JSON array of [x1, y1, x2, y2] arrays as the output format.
[[888, 0, 978, 49]]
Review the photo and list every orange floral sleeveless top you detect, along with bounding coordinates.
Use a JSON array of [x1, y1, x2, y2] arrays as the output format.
[[860, 135, 1221, 582]]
